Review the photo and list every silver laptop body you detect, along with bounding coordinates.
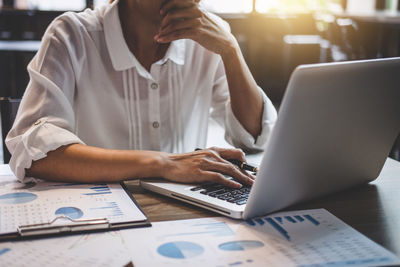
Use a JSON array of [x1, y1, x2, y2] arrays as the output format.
[[140, 57, 400, 219]]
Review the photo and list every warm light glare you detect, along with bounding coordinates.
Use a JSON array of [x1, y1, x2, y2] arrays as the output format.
[[16, 0, 85, 10], [256, 0, 333, 13], [94, 0, 108, 8], [201, 0, 253, 13], [11, 0, 342, 14], [202, 0, 340, 14]]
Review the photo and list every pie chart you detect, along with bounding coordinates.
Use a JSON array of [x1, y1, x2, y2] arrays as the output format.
[[0, 192, 38, 204], [55, 207, 84, 220], [219, 240, 264, 251], [157, 241, 204, 259]]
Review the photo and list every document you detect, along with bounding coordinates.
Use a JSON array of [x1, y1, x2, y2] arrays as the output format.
[[0, 173, 148, 239], [0, 231, 131, 267], [1, 208, 398, 267], [121, 209, 400, 267]]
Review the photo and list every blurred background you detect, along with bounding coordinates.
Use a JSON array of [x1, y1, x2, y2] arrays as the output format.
[[1, 0, 400, 162]]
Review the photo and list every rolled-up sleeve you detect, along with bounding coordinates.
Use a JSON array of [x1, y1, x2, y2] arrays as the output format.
[[210, 60, 278, 152], [5, 18, 85, 182]]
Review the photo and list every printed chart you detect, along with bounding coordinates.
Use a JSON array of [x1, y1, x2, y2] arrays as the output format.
[[218, 240, 264, 251], [84, 184, 112, 196], [247, 213, 321, 241], [55, 207, 84, 220], [122, 209, 400, 267], [157, 241, 205, 259], [90, 202, 125, 218], [0, 176, 147, 235], [0, 192, 37, 204], [0, 231, 131, 267]]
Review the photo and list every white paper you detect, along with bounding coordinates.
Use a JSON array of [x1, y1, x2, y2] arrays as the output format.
[[0, 165, 13, 176], [0, 176, 146, 235], [122, 209, 400, 267], [0, 231, 131, 267]]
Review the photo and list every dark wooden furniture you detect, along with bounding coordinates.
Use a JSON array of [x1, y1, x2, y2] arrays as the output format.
[[332, 10, 400, 59], [0, 40, 40, 98], [125, 158, 400, 257], [0, 97, 21, 163]]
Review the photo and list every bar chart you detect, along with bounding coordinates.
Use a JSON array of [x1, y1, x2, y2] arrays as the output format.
[[247, 214, 321, 241], [123, 209, 400, 267], [90, 202, 124, 218], [84, 184, 112, 196]]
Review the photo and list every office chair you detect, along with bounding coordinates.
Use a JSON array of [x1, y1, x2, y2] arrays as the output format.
[[0, 97, 21, 163]]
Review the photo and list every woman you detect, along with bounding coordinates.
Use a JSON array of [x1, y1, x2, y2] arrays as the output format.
[[6, 0, 277, 187]]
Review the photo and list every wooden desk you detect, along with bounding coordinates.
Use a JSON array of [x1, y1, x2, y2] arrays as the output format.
[[125, 157, 400, 257]]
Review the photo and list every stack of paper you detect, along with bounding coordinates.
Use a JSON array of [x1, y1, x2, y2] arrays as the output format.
[[0, 181, 398, 267], [122, 209, 400, 267], [0, 171, 148, 239]]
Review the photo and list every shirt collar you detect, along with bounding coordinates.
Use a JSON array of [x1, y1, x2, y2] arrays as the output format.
[[103, 1, 186, 74], [155, 39, 186, 66]]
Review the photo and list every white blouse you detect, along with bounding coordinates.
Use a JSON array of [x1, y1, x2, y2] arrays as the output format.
[[6, 1, 278, 182]]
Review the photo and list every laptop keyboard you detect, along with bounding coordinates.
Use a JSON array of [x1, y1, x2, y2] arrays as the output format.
[[190, 183, 251, 205]]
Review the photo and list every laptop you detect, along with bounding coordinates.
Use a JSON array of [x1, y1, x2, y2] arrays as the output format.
[[140, 57, 400, 219]]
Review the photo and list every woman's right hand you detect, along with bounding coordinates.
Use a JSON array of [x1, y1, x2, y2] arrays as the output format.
[[162, 147, 255, 188]]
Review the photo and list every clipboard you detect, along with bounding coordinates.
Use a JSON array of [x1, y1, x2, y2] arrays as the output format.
[[0, 180, 151, 241]]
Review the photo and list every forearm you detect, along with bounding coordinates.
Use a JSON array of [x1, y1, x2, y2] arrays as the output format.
[[26, 144, 167, 183], [26, 145, 254, 187], [156, 1, 264, 138], [221, 42, 264, 139]]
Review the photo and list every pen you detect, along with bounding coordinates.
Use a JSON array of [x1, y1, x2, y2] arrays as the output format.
[[195, 148, 258, 173], [226, 159, 258, 173]]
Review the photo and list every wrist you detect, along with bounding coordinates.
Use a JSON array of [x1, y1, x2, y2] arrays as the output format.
[[126, 151, 171, 178], [150, 151, 173, 178], [220, 37, 241, 61]]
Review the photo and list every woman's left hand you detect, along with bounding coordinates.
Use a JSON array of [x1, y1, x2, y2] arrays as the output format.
[[155, 0, 238, 56]]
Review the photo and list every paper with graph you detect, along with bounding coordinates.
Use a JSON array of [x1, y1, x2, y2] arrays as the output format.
[[0, 231, 131, 267], [0, 173, 147, 237], [122, 209, 400, 267]]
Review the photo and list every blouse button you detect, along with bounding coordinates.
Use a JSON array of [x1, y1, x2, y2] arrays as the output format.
[[33, 120, 41, 126], [151, 83, 158, 90], [152, 121, 160, 129]]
